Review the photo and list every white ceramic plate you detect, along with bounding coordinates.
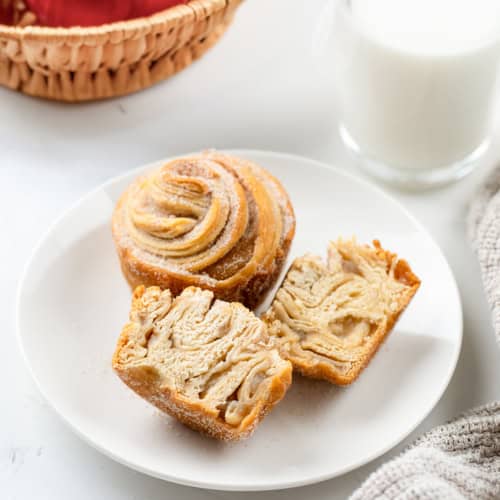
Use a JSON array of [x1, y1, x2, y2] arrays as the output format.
[[17, 150, 462, 491]]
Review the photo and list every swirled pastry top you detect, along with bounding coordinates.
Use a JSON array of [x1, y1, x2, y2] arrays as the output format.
[[112, 152, 295, 307], [263, 239, 420, 385], [113, 286, 292, 440]]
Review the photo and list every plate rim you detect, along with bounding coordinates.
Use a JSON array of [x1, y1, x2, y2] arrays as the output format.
[[16, 149, 463, 491]]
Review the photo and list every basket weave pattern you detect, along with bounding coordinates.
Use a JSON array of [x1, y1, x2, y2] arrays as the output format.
[[0, 0, 241, 101]]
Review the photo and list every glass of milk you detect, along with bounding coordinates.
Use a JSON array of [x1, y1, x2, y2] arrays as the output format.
[[319, 0, 500, 188]]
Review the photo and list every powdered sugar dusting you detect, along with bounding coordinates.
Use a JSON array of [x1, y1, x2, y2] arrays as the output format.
[[112, 151, 296, 304]]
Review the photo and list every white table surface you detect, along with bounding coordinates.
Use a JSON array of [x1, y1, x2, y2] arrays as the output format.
[[2, 1, 500, 498]]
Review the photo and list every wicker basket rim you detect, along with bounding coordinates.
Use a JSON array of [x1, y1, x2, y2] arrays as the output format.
[[0, 0, 229, 40]]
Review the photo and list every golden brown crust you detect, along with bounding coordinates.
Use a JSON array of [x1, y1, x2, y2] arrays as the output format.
[[113, 359, 292, 441], [263, 239, 421, 385], [113, 285, 292, 441], [112, 152, 295, 309], [372, 239, 420, 288]]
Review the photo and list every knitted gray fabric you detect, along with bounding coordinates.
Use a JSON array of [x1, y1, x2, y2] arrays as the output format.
[[349, 168, 500, 500]]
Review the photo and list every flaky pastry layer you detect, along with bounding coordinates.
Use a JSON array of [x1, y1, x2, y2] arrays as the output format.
[[113, 285, 292, 440], [263, 239, 420, 385], [112, 151, 295, 308]]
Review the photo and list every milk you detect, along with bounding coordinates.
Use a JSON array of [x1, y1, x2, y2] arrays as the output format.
[[331, 0, 500, 172]]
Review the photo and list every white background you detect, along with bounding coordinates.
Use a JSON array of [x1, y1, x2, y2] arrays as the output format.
[[2, 0, 500, 498]]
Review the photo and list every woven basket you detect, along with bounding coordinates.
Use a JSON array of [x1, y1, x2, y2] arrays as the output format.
[[0, 0, 241, 101]]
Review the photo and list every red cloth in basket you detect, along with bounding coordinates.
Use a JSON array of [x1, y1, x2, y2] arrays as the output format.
[[25, 0, 186, 27]]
